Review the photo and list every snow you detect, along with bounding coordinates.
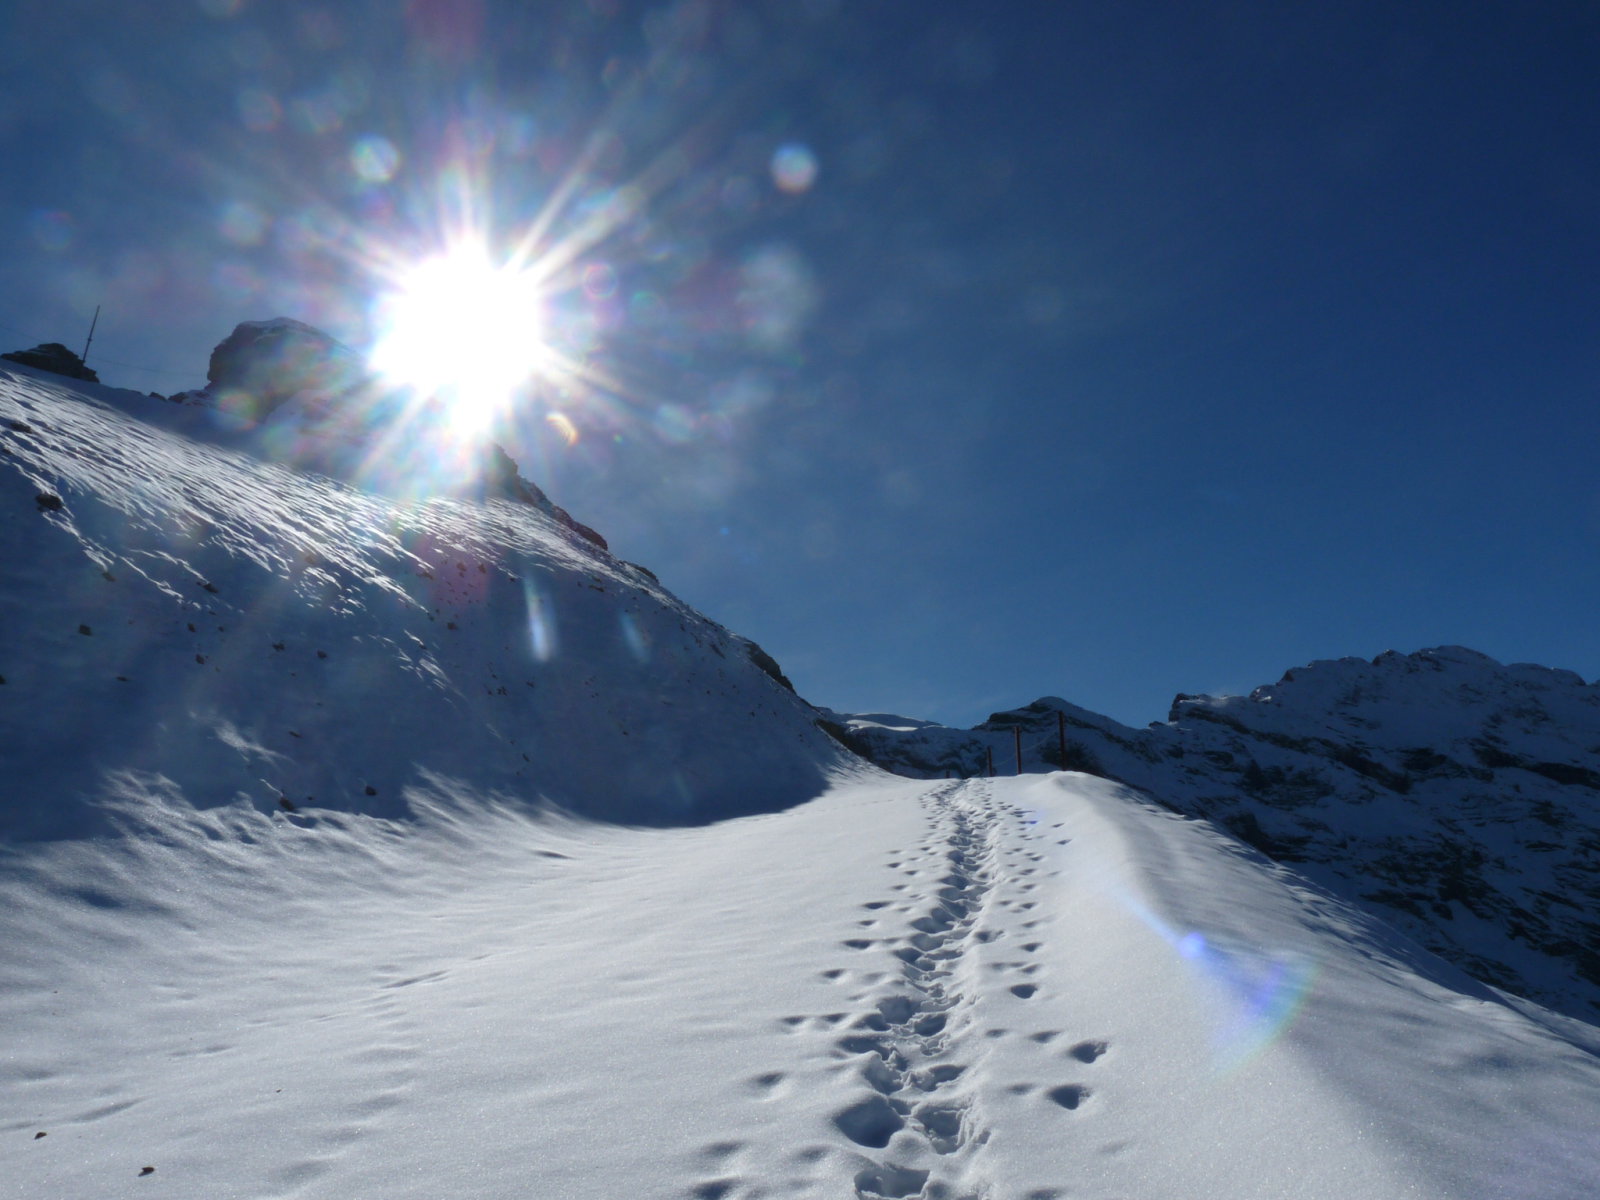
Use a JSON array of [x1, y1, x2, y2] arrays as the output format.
[[4, 362, 1600, 1199]]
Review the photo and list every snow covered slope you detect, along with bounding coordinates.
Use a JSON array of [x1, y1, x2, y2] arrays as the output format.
[[6, 771, 1599, 1200], [5, 355, 1600, 1199], [828, 649, 1600, 1024], [0, 360, 848, 841]]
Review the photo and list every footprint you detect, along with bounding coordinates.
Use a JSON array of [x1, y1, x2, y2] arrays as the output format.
[[843, 939, 874, 950], [832, 1094, 905, 1149], [853, 1161, 929, 1199], [1068, 1040, 1108, 1063], [863, 901, 892, 910], [747, 1072, 786, 1096], [1046, 1084, 1090, 1110], [913, 1064, 966, 1089], [1010, 984, 1039, 999], [1029, 1031, 1060, 1043], [914, 1102, 966, 1152], [820, 969, 848, 982]]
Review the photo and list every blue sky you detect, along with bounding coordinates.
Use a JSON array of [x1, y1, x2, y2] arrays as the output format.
[[3, 1, 1598, 727]]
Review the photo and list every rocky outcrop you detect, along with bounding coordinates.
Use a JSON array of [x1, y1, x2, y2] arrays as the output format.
[[200, 318, 369, 419], [483, 443, 607, 550], [829, 647, 1600, 1022], [1, 343, 99, 383]]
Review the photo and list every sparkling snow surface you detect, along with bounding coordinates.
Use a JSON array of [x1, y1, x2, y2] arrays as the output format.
[[4, 365, 1600, 1199], [8, 773, 1600, 1199]]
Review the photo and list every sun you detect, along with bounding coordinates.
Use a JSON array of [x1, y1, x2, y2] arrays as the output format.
[[369, 241, 551, 433]]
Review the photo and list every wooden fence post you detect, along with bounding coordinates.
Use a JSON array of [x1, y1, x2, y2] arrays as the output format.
[[1014, 726, 1022, 775]]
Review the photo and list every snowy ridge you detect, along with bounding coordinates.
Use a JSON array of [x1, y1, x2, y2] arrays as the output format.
[[830, 649, 1600, 1023], [0, 361, 849, 840]]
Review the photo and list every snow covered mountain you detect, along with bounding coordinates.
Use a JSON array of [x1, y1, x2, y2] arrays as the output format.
[[0, 350, 847, 843], [824, 648, 1600, 1024], [5, 348, 1600, 1199]]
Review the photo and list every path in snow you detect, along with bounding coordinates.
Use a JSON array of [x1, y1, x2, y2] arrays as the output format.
[[8, 772, 1600, 1199]]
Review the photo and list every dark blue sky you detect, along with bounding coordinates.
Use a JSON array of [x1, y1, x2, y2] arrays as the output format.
[[3, 1, 1598, 726]]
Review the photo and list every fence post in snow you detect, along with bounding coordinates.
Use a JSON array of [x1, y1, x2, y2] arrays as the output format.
[[1058, 710, 1066, 769], [1014, 727, 1022, 775], [986, 745, 994, 777]]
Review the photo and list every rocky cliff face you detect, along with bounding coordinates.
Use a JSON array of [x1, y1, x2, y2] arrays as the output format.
[[825, 646, 1600, 1022]]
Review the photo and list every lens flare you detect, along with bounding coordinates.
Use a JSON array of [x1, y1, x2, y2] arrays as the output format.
[[523, 580, 558, 662], [546, 411, 579, 447], [771, 142, 819, 193], [1115, 888, 1319, 1076]]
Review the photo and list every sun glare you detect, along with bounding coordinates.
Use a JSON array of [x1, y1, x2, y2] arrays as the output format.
[[369, 243, 550, 433]]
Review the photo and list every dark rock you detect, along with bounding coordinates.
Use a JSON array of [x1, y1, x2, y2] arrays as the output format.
[[740, 638, 795, 693], [1, 342, 99, 383], [199, 318, 370, 420], [34, 492, 62, 511], [483, 442, 609, 550]]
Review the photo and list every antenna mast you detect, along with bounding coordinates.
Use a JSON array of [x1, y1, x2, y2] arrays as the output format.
[[81, 305, 100, 364]]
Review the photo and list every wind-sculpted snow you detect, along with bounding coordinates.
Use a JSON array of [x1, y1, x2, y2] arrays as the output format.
[[0, 363, 850, 841], [830, 649, 1600, 1024], [8, 769, 1597, 1199]]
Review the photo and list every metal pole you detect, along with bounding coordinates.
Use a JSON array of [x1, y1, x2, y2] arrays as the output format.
[[986, 746, 994, 777], [81, 305, 100, 364], [1058, 711, 1067, 769], [1014, 727, 1022, 775]]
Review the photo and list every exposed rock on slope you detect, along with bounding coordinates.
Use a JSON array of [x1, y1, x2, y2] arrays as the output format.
[[2, 342, 99, 383], [828, 647, 1600, 1022], [195, 317, 368, 417]]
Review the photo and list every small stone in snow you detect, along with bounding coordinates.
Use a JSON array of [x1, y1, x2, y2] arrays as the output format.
[[78, 624, 92, 636], [364, 785, 377, 796], [35, 492, 62, 511], [33, 1131, 45, 1139], [139, 1166, 155, 1176]]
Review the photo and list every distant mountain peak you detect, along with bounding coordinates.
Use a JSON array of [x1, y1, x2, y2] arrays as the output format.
[[832, 645, 1600, 1023]]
